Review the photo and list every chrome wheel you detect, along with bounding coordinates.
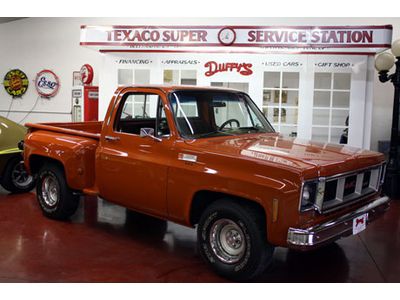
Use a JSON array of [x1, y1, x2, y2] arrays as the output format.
[[11, 161, 33, 188], [41, 175, 59, 207], [209, 218, 246, 264]]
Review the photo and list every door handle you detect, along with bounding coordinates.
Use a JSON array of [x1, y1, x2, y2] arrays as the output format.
[[105, 135, 120, 141]]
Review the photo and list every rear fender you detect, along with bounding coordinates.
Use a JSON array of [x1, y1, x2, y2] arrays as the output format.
[[24, 131, 98, 191]]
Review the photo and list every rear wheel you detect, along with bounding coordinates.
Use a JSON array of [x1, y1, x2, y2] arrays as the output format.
[[1, 155, 35, 193], [197, 199, 274, 281], [36, 163, 79, 220]]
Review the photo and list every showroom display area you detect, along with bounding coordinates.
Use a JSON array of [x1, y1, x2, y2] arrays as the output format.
[[0, 16, 399, 285], [0, 18, 399, 151], [81, 25, 392, 148]]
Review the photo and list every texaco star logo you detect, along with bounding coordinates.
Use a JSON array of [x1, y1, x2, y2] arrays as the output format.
[[218, 27, 236, 46]]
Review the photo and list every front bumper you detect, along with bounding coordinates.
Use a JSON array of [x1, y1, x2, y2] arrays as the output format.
[[287, 196, 390, 250]]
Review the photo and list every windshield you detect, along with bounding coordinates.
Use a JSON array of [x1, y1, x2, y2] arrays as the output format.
[[169, 90, 274, 139]]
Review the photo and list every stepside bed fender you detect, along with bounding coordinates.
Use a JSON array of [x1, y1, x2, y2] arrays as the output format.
[[24, 131, 98, 191]]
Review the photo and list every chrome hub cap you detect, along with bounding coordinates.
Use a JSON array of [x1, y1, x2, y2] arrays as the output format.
[[11, 161, 33, 188], [210, 218, 246, 264], [41, 175, 58, 207]]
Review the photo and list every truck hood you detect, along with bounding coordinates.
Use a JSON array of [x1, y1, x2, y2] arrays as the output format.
[[186, 133, 384, 177]]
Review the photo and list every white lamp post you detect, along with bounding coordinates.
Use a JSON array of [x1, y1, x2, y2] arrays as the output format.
[[375, 38, 400, 197]]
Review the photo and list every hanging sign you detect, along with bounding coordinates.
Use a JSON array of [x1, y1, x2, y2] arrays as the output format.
[[80, 25, 393, 54], [3, 69, 29, 97], [80, 64, 94, 85], [35, 69, 60, 98]]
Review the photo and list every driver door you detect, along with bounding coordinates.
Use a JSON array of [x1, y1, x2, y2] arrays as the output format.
[[96, 90, 174, 218]]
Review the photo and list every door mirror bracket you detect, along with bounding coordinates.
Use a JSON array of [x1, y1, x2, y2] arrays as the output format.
[[140, 128, 162, 142]]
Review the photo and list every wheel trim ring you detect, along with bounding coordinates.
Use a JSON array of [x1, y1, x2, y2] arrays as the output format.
[[209, 218, 246, 264], [11, 161, 33, 188], [41, 174, 59, 207]]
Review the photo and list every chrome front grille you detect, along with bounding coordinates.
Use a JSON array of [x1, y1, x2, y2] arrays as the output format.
[[314, 163, 386, 213]]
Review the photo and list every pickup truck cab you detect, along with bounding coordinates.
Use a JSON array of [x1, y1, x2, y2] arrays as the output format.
[[23, 85, 390, 281]]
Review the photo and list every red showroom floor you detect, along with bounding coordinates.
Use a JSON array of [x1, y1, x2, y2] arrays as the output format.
[[0, 186, 399, 282]]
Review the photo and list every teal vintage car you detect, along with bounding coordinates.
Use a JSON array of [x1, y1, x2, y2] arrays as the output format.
[[0, 116, 35, 193]]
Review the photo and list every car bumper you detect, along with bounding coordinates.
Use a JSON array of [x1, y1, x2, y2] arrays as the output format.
[[287, 196, 390, 250]]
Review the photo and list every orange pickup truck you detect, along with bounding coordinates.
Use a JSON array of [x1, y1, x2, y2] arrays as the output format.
[[23, 85, 390, 280]]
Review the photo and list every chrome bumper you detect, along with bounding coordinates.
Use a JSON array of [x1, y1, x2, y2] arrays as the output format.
[[287, 196, 390, 250]]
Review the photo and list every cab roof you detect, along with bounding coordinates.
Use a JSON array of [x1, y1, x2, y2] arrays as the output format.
[[114, 84, 245, 94]]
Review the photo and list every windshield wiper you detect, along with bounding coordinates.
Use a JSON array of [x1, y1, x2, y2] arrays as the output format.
[[240, 126, 268, 133], [195, 130, 236, 139]]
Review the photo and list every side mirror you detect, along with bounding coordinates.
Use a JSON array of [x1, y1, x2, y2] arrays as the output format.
[[140, 128, 161, 142]]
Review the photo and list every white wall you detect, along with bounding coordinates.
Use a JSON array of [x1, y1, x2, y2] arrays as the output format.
[[0, 18, 101, 123], [0, 17, 399, 150]]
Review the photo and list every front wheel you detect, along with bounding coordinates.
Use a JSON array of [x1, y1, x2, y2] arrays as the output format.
[[36, 163, 79, 220], [197, 199, 274, 281]]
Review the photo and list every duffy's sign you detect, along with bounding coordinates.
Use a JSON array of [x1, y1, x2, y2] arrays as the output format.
[[80, 25, 393, 53], [204, 61, 253, 77]]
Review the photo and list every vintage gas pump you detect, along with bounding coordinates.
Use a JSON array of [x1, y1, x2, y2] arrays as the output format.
[[71, 88, 83, 122], [71, 86, 98, 122], [71, 64, 98, 122]]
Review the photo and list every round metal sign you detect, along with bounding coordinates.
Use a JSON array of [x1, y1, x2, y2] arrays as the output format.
[[80, 64, 94, 85], [35, 69, 60, 98], [3, 69, 29, 97]]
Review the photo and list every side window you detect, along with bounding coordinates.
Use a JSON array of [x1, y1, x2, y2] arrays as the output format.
[[120, 94, 158, 120], [115, 93, 170, 137]]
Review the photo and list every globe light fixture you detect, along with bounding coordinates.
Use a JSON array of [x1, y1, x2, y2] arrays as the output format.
[[375, 52, 395, 72], [391, 39, 400, 57], [375, 38, 400, 197]]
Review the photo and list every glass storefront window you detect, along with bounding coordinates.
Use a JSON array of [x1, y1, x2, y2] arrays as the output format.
[[331, 109, 349, 126], [180, 70, 197, 85], [263, 71, 299, 138], [312, 72, 351, 144], [118, 69, 150, 85], [281, 108, 298, 125], [211, 82, 249, 93], [312, 127, 329, 142], [314, 91, 330, 107], [280, 125, 298, 138], [164, 69, 197, 85], [282, 72, 299, 89], [312, 109, 330, 126], [333, 73, 351, 90], [263, 72, 280, 88], [118, 69, 133, 85], [314, 73, 331, 89], [332, 91, 350, 108], [330, 127, 346, 144]]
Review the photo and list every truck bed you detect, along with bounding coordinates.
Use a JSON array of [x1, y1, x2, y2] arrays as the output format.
[[25, 121, 102, 140]]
